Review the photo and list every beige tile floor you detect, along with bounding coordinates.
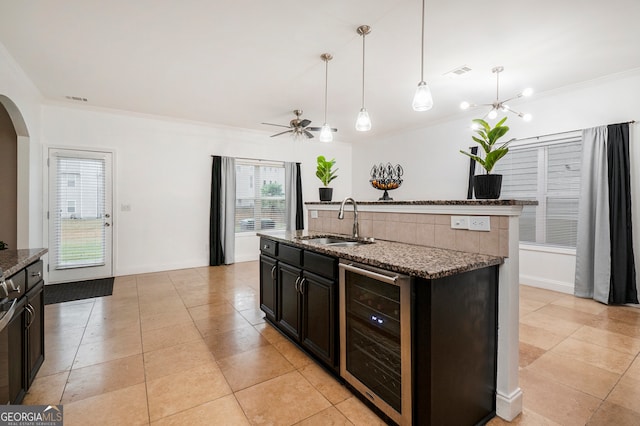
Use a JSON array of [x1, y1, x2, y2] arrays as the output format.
[[24, 262, 640, 425]]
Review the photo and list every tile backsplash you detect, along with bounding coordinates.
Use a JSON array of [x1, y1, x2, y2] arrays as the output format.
[[308, 210, 509, 257]]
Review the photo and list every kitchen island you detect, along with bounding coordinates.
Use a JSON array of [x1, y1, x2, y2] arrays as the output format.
[[306, 199, 534, 422], [258, 230, 502, 425]]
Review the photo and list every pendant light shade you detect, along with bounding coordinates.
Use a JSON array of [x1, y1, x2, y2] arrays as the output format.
[[320, 53, 333, 143], [355, 108, 371, 131], [413, 0, 433, 111], [355, 25, 372, 131]]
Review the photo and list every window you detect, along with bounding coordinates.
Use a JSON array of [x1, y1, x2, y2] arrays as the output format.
[[493, 133, 582, 248], [67, 200, 76, 213], [235, 160, 286, 232]]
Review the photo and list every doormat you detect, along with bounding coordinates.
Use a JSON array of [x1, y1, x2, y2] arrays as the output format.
[[44, 278, 115, 305]]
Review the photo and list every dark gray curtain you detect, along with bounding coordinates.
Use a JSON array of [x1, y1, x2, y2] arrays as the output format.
[[210, 156, 224, 266], [467, 146, 478, 199], [607, 123, 638, 304], [295, 162, 304, 230]]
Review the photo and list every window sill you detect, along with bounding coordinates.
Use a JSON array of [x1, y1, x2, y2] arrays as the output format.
[[520, 243, 576, 256]]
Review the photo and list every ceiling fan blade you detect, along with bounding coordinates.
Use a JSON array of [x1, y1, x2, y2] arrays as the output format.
[[304, 130, 314, 139], [307, 127, 338, 132], [299, 119, 311, 128], [262, 122, 291, 129], [270, 130, 294, 137]]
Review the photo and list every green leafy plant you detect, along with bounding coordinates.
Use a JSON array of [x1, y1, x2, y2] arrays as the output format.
[[316, 156, 338, 186], [460, 117, 511, 174]]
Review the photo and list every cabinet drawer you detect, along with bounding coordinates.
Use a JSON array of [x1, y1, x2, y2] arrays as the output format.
[[26, 260, 43, 291], [260, 237, 278, 257], [278, 244, 302, 267], [304, 251, 337, 280], [6, 269, 26, 299]]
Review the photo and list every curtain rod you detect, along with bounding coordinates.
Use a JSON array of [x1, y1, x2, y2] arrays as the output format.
[[210, 155, 285, 163], [509, 120, 636, 143]]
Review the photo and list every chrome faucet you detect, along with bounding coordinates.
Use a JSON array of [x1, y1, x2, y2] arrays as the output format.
[[338, 197, 359, 239]]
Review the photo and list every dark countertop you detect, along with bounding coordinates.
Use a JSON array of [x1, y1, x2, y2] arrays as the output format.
[[0, 248, 48, 280], [305, 199, 537, 206], [258, 231, 502, 280]]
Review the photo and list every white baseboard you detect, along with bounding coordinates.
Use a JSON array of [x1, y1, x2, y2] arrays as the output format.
[[520, 274, 574, 294], [496, 388, 523, 421]]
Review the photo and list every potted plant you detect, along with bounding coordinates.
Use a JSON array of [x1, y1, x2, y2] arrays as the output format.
[[316, 155, 338, 201], [460, 117, 511, 199]]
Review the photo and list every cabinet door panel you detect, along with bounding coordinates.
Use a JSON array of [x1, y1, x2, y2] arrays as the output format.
[[277, 263, 301, 340], [8, 298, 26, 404], [301, 271, 336, 368], [26, 281, 45, 386], [259, 255, 277, 322]]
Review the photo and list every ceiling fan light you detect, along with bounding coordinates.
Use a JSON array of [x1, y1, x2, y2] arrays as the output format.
[[412, 81, 433, 111], [355, 108, 371, 131], [460, 101, 470, 110], [319, 123, 333, 142], [487, 109, 498, 120], [523, 113, 533, 122]]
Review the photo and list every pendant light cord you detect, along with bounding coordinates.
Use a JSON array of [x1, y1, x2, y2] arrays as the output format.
[[420, 0, 425, 82], [324, 58, 329, 122], [361, 33, 366, 108]]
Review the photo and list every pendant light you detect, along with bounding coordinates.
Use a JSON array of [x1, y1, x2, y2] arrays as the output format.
[[412, 0, 433, 111], [355, 25, 372, 131], [319, 53, 334, 142]]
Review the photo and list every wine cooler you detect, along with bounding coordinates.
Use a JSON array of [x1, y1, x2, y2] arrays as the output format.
[[339, 260, 412, 425]]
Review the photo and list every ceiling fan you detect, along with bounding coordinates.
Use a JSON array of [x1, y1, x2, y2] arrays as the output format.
[[261, 109, 337, 139]]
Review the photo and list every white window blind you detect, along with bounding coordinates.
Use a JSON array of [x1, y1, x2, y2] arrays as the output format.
[[235, 160, 286, 232], [54, 156, 106, 269], [494, 135, 582, 248]]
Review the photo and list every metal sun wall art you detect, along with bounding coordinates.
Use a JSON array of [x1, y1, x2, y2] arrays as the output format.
[[370, 163, 403, 201]]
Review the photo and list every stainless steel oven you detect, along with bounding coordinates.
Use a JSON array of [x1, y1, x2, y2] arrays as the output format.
[[339, 260, 412, 425]]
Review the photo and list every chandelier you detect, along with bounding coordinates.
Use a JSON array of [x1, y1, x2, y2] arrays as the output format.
[[460, 66, 533, 121]]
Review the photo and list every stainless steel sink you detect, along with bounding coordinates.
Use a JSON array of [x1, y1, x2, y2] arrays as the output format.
[[304, 237, 373, 247]]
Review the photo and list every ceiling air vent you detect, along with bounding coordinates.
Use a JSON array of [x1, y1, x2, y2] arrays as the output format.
[[65, 96, 88, 102], [444, 65, 472, 78]]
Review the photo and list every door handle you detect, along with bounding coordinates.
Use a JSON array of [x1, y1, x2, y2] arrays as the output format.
[[299, 278, 306, 295], [294, 276, 301, 292], [270, 265, 276, 281]]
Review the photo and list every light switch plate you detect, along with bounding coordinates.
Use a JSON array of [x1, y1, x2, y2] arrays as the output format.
[[469, 216, 491, 231], [310, 210, 318, 219]]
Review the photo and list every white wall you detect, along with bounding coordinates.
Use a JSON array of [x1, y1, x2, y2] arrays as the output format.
[[352, 68, 640, 293], [0, 42, 44, 249], [41, 105, 352, 275]]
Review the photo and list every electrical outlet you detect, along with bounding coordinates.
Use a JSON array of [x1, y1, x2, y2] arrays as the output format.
[[310, 210, 319, 219], [451, 216, 469, 229], [469, 216, 491, 231]]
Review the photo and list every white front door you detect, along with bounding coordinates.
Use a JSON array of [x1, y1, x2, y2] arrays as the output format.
[[48, 149, 113, 283]]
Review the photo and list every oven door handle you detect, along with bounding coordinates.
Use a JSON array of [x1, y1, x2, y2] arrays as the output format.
[[0, 299, 17, 331], [340, 263, 399, 285]]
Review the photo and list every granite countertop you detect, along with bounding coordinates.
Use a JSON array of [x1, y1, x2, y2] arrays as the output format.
[[305, 199, 538, 206], [258, 231, 503, 280], [0, 248, 48, 280]]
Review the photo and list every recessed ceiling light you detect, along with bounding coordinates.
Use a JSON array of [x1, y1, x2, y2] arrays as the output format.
[[443, 65, 472, 78], [65, 96, 88, 102]]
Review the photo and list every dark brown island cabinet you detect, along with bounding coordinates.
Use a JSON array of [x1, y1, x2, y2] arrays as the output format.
[[259, 237, 339, 373], [259, 236, 499, 426], [6, 260, 45, 404]]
